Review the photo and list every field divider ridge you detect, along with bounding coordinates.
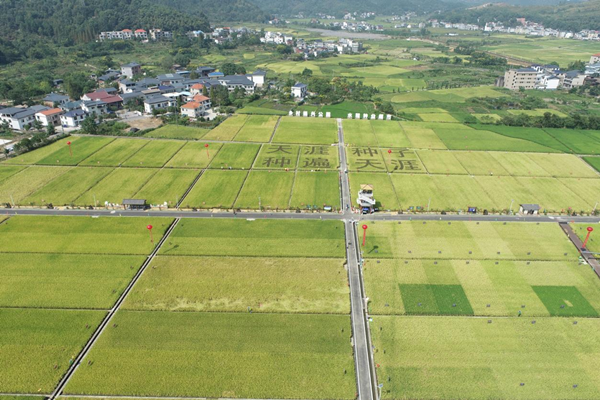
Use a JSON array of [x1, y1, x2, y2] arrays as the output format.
[[175, 169, 205, 209], [72, 136, 117, 166], [229, 114, 250, 142], [268, 116, 282, 143], [286, 148, 303, 209], [48, 217, 181, 399], [117, 139, 152, 167]]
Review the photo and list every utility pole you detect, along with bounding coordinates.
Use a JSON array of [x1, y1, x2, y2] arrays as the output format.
[[510, 199, 514, 215]]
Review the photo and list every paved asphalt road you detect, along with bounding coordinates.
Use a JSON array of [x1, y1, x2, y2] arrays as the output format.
[[3, 208, 600, 224]]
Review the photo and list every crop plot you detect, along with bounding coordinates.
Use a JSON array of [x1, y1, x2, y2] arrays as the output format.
[[183, 170, 247, 209], [134, 169, 199, 206], [399, 122, 447, 150], [365, 259, 600, 316], [79, 138, 147, 166], [544, 128, 600, 155], [371, 316, 600, 399], [22, 167, 113, 206], [122, 140, 185, 167], [583, 156, 600, 172], [0, 253, 146, 309], [233, 115, 279, 142], [254, 144, 299, 170], [298, 145, 339, 170], [361, 221, 576, 260], [290, 171, 340, 209], [160, 219, 345, 258], [419, 113, 458, 123], [64, 311, 356, 399], [371, 121, 411, 148], [0, 216, 173, 254], [342, 119, 379, 146], [234, 170, 294, 209], [75, 168, 157, 206], [391, 174, 496, 211], [0, 166, 71, 204], [123, 256, 349, 314], [208, 143, 260, 169], [453, 151, 510, 175], [416, 150, 467, 175], [145, 125, 209, 140], [3, 137, 110, 165], [166, 142, 222, 168], [273, 117, 338, 145], [203, 114, 248, 141], [35, 137, 115, 166], [346, 147, 386, 172], [434, 125, 556, 152], [473, 125, 570, 153], [0, 165, 25, 182], [0, 308, 104, 394], [382, 149, 426, 174]]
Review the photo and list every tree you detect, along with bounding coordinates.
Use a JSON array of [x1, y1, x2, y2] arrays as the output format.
[[46, 123, 56, 136], [567, 60, 586, 72], [63, 72, 95, 100], [276, 45, 292, 55], [301, 68, 313, 77], [221, 63, 238, 76], [80, 116, 98, 135], [32, 119, 43, 131]]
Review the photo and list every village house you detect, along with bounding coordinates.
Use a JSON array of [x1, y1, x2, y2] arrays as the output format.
[[248, 70, 266, 88], [121, 62, 141, 79], [81, 100, 108, 116], [143, 95, 176, 114], [180, 96, 212, 119], [35, 108, 64, 127], [43, 93, 70, 107], [218, 75, 256, 93], [60, 109, 87, 128], [291, 82, 308, 99]]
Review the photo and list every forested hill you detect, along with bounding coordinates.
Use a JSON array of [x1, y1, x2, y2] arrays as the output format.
[[153, 0, 270, 22], [0, 0, 210, 44], [438, 0, 600, 32], [248, 0, 463, 17]]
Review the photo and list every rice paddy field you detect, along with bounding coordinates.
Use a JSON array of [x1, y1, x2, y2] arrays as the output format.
[[52, 218, 354, 399], [0, 216, 174, 394], [64, 312, 356, 398], [2, 215, 355, 398], [363, 221, 600, 398]]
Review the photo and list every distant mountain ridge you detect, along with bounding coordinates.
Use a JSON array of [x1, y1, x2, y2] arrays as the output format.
[[152, 0, 271, 22], [437, 0, 600, 31], [248, 0, 464, 17], [0, 0, 210, 43]]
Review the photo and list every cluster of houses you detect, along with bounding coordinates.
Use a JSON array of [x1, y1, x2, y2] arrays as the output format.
[[429, 18, 600, 42], [294, 38, 363, 58], [499, 54, 600, 91], [0, 63, 268, 131], [260, 31, 294, 45], [98, 28, 173, 42], [309, 19, 384, 32], [499, 65, 587, 91]]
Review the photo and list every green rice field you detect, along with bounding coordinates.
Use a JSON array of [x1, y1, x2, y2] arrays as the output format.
[[144, 125, 209, 140], [361, 221, 576, 260], [160, 219, 345, 258], [273, 117, 338, 145], [372, 316, 600, 399], [64, 311, 356, 399], [0, 308, 105, 393], [203, 115, 247, 141], [182, 170, 247, 209], [233, 115, 278, 142], [0, 216, 173, 254], [123, 256, 349, 314]]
